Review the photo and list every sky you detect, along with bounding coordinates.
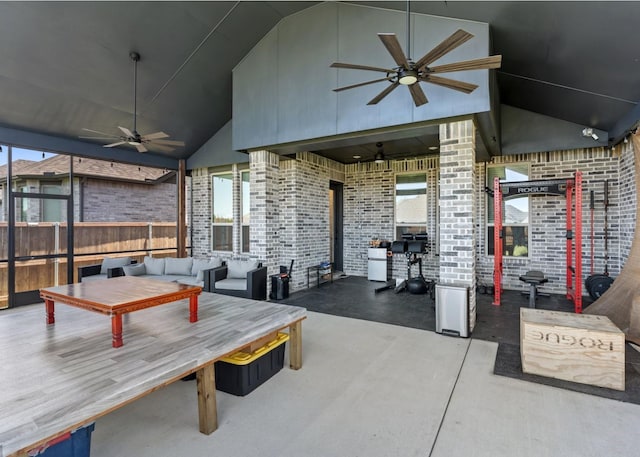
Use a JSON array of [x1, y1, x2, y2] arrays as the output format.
[[0, 146, 56, 166]]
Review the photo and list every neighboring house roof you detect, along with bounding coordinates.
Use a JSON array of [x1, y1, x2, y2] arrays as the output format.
[[0, 155, 172, 184], [396, 196, 428, 225], [505, 204, 529, 224]]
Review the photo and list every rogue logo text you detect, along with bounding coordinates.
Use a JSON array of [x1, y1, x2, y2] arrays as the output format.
[[528, 330, 615, 351]]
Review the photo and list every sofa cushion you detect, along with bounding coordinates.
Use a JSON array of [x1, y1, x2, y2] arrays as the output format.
[[177, 277, 204, 287], [165, 257, 193, 276], [123, 264, 146, 276], [100, 256, 132, 275], [215, 278, 248, 291], [227, 259, 259, 279], [192, 257, 223, 280], [143, 256, 165, 275], [81, 274, 108, 282]]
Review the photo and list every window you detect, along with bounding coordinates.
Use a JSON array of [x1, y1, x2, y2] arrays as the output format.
[[41, 182, 63, 222], [212, 173, 233, 251], [241, 170, 250, 253], [487, 164, 529, 257], [395, 173, 427, 240]]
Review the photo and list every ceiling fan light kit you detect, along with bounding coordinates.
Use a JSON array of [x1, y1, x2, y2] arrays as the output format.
[[331, 2, 502, 107], [80, 51, 184, 153], [374, 142, 385, 163]]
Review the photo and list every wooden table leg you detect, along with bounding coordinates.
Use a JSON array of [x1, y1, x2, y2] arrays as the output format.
[[189, 294, 198, 323], [111, 315, 123, 348], [45, 299, 55, 324], [196, 364, 217, 434], [289, 320, 302, 370]]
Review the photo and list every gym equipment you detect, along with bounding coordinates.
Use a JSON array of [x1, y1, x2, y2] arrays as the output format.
[[518, 270, 549, 308], [585, 181, 615, 300], [375, 237, 435, 298], [394, 238, 434, 297], [584, 129, 640, 344], [493, 171, 583, 312]]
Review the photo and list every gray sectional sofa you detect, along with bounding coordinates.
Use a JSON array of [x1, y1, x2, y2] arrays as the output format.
[[122, 256, 224, 288], [79, 255, 267, 300]]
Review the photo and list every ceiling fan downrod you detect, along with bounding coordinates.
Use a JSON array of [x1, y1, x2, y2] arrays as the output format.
[[130, 51, 140, 138], [405, 0, 411, 61]]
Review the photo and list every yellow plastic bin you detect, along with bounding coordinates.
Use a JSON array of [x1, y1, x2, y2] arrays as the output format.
[[215, 332, 289, 396]]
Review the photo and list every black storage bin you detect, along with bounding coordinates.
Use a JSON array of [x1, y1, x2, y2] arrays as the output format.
[[270, 274, 289, 300], [215, 333, 288, 396]]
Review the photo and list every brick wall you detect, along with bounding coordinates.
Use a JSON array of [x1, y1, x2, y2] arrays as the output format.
[[278, 153, 337, 290], [82, 178, 176, 222], [617, 140, 636, 263], [190, 168, 211, 258], [439, 120, 477, 330], [186, 134, 635, 302], [343, 158, 440, 281]]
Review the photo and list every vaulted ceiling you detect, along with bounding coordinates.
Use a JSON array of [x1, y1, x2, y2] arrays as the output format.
[[0, 1, 638, 166]]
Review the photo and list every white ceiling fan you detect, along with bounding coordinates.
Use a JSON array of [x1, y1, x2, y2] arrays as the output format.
[[80, 52, 184, 153]]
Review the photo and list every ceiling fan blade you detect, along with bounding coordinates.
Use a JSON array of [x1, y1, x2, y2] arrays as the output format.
[[147, 143, 175, 153], [408, 84, 428, 107], [134, 143, 148, 153], [420, 75, 478, 94], [118, 126, 134, 137], [428, 55, 502, 74], [81, 127, 118, 137], [378, 33, 409, 68], [150, 139, 185, 147], [331, 62, 394, 73], [104, 141, 127, 148], [367, 82, 400, 105], [334, 77, 396, 92], [141, 131, 169, 140], [414, 29, 474, 70]]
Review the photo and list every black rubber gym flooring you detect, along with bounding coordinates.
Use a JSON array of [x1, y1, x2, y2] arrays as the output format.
[[277, 275, 640, 404]]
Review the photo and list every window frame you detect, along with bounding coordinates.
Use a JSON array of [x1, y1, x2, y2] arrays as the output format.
[[240, 169, 250, 253], [486, 163, 531, 258], [394, 172, 428, 241], [211, 171, 234, 252]]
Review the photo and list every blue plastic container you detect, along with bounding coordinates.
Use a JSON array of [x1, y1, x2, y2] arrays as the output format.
[[34, 423, 95, 457]]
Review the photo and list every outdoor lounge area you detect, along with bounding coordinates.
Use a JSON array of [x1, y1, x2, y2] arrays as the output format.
[[2, 2, 640, 457]]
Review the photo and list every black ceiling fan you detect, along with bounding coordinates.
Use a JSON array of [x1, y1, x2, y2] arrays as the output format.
[[80, 52, 185, 153], [330, 2, 502, 107]]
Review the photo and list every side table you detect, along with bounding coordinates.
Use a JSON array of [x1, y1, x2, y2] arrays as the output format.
[[307, 264, 333, 288]]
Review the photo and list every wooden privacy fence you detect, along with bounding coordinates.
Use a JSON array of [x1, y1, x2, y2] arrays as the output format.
[[0, 222, 184, 308]]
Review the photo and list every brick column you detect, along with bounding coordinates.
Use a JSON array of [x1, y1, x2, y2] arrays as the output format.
[[439, 119, 477, 331], [249, 150, 280, 275], [190, 168, 211, 258]]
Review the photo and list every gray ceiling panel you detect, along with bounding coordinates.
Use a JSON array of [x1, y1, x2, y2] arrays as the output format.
[[0, 1, 636, 164]]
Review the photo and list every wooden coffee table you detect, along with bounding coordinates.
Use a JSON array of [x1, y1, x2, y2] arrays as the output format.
[[40, 276, 202, 348]]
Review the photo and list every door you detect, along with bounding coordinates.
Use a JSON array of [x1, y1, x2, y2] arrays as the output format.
[[5, 147, 74, 308], [329, 181, 343, 272]]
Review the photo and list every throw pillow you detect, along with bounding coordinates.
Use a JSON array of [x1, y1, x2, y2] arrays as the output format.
[[227, 259, 259, 279], [100, 256, 132, 275], [123, 264, 146, 276], [165, 257, 193, 276], [192, 257, 223, 280], [143, 256, 166, 275]]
